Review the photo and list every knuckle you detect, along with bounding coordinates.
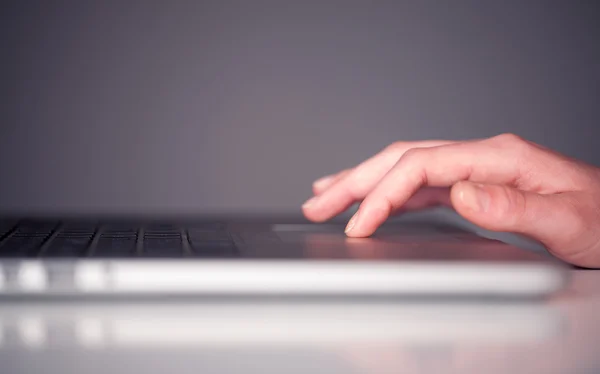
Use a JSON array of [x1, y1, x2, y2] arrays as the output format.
[[399, 148, 429, 172], [397, 147, 429, 185], [491, 133, 532, 162], [399, 147, 425, 163], [492, 132, 528, 146], [383, 141, 407, 154]]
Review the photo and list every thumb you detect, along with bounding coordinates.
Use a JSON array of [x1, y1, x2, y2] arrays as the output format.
[[450, 181, 586, 259]]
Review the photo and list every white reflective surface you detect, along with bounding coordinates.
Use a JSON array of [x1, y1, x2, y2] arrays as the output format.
[[0, 270, 598, 374]]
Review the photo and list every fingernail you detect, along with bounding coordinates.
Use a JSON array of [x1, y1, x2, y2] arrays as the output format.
[[460, 183, 490, 212], [313, 175, 335, 190], [345, 211, 359, 233], [302, 196, 319, 209]]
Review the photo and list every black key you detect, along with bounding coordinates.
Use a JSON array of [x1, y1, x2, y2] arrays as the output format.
[[58, 223, 97, 238], [14, 221, 58, 235], [187, 222, 226, 231], [92, 237, 137, 257], [88, 224, 139, 257], [145, 223, 179, 232], [42, 236, 93, 257], [144, 231, 181, 239], [101, 230, 138, 238], [142, 237, 183, 257], [187, 230, 237, 257], [0, 221, 59, 257], [100, 224, 138, 237], [0, 235, 51, 257], [0, 221, 17, 237], [141, 225, 183, 257], [187, 230, 231, 241]]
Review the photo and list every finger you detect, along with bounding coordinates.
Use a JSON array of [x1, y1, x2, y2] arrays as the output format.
[[303, 140, 459, 222], [319, 184, 450, 215], [393, 187, 451, 213], [312, 169, 351, 195], [344, 135, 565, 237], [451, 182, 600, 268]]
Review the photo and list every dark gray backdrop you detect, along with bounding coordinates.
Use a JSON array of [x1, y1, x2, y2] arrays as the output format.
[[1, 1, 599, 215]]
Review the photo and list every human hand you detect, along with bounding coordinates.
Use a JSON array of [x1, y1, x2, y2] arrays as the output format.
[[302, 134, 600, 268]]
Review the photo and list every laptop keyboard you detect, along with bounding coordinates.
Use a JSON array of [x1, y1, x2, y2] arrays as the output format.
[[0, 220, 238, 258]]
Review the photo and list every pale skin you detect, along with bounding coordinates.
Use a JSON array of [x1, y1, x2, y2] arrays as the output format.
[[302, 133, 600, 269]]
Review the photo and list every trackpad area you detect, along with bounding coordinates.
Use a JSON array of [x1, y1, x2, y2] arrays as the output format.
[[271, 222, 468, 242], [268, 223, 538, 262]]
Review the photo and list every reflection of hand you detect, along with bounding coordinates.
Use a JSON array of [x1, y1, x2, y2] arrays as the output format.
[[303, 134, 600, 267]]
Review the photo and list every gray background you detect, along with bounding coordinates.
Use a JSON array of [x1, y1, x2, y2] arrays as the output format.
[[1, 0, 599, 215]]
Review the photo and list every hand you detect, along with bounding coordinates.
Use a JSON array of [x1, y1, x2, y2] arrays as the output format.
[[302, 134, 600, 268]]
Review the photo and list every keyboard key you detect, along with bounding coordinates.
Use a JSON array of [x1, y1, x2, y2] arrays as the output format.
[[58, 223, 97, 238], [142, 238, 183, 257], [42, 237, 93, 257], [0, 235, 51, 257], [14, 221, 58, 235], [187, 230, 238, 257], [0, 221, 18, 236], [187, 222, 226, 231], [91, 237, 137, 258], [187, 230, 231, 242]]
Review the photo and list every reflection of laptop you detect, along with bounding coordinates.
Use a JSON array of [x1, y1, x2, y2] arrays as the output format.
[[0, 300, 566, 374], [0, 213, 568, 298], [0, 301, 564, 348]]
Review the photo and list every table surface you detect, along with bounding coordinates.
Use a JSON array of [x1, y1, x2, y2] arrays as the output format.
[[340, 268, 600, 374], [0, 268, 597, 374]]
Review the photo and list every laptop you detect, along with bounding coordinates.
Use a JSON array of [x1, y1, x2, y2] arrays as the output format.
[[0, 210, 568, 298]]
